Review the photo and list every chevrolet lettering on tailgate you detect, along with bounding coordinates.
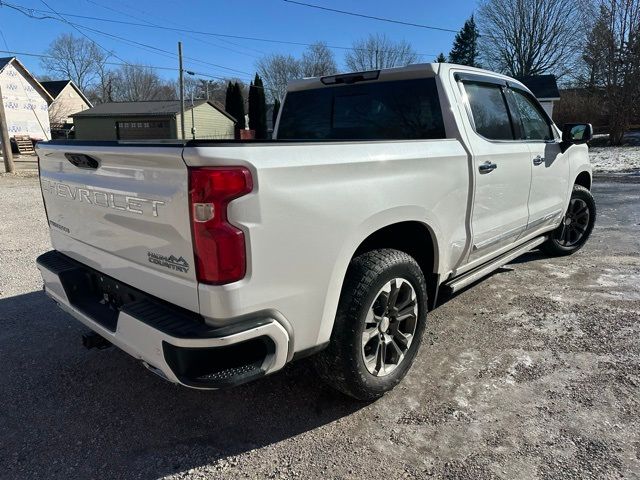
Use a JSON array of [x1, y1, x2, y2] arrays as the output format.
[[40, 179, 165, 217]]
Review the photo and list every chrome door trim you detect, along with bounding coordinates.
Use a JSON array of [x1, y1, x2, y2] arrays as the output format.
[[526, 209, 563, 230], [473, 223, 527, 251]]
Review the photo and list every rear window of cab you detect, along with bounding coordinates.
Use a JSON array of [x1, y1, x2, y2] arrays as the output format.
[[277, 78, 446, 141]]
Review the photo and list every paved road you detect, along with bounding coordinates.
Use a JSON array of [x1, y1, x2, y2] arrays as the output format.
[[1, 175, 638, 479]]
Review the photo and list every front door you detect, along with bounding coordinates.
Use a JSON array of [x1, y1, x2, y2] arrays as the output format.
[[460, 79, 533, 263], [507, 88, 569, 233]]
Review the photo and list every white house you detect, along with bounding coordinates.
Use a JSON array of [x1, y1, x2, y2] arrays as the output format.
[[516, 75, 561, 118], [0, 57, 52, 142], [41, 79, 93, 125]]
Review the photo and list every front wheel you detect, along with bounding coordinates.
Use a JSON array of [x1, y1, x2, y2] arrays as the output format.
[[540, 185, 596, 256], [313, 249, 428, 401]]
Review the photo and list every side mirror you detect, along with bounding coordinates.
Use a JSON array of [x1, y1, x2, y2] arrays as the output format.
[[562, 123, 593, 144]]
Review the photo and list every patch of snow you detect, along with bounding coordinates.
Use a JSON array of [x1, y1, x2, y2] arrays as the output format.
[[589, 146, 640, 173]]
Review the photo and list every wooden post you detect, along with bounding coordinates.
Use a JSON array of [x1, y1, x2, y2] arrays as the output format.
[[0, 83, 15, 173]]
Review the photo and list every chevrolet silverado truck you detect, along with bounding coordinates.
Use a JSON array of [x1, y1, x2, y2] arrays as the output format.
[[36, 63, 595, 400]]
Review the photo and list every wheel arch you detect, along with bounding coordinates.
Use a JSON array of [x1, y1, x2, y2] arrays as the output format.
[[352, 221, 440, 310], [315, 208, 444, 347], [574, 170, 592, 190]]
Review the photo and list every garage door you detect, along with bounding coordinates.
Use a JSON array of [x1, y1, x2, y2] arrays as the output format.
[[117, 119, 172, 140]]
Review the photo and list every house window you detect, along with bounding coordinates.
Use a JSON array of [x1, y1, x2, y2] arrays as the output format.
[[116, 119, 172, 140]]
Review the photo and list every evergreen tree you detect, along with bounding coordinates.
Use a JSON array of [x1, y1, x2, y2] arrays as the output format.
[[435, 53, 447, 63], [272, 98, 281, 130], [254, 74, 267, 139], [449, 15, 480, 67], [231, 82, 245, 130], [248, 79, 256, 130], [248, 73, 268, 139], [224, 81, 233, 114]]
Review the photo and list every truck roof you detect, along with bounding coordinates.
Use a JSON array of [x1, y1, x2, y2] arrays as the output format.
[[286, 62, 530, 94]]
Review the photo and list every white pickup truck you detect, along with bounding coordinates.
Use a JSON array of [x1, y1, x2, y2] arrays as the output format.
[[36, 63, 595, 400]]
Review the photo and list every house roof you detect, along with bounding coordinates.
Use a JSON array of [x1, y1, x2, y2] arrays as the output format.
[[515, 75, 560, 100], [40, 80, 70, 98], [0, 56, 54, 103], [72, 99, 235, 121], [0, 57, 14, 70], [41, 79, 93, 108]]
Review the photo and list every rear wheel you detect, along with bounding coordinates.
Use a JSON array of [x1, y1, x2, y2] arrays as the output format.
[[313, 249, 428, 401], [541, 185, 595, 256]]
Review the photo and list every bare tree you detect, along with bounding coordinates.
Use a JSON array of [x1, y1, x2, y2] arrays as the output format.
[[201, 80, 231, 105], [301, 42, 338, 77], [48, 99, 74, 125], [86, 66, 118, 104], [583, 0, 640, 144], [477, 0, 583, 78], [40, 33, 107, 91], [110, 65, 174, 101], [179, 76, 200, 101], [169, 78, 245, 107], [344, 34, 418, 71], [257, 54, 301, 102]]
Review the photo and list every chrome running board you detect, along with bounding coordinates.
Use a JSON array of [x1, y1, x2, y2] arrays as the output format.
[[445, 236, 547, 294]]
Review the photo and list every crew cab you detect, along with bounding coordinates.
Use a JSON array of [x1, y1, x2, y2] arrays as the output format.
[[36, 63, 595, 400]]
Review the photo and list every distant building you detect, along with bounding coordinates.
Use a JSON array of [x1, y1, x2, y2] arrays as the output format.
[[72, 100, 236, 141], [41, 80, 92, 134], [0, 56, 52, 142], [516, 75, 561, 118]]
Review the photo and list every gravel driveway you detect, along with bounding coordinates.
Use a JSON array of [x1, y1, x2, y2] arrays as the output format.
[[1, 174, 639, 479]]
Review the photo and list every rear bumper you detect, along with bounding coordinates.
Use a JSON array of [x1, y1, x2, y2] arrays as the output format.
[[36, 251, 289, 389]]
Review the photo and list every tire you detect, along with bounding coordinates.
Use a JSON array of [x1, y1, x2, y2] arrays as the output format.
[[540, 185, 596, 256], [313, 249, 428, 401]]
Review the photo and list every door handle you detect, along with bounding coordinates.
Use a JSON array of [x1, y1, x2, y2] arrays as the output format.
[[479, 161, 498, 173], [533, 155, 544, 166]]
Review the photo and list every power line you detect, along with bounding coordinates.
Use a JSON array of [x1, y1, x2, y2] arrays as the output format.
[[0, 2, 439, 57], [37, 0, 131, 67], [77, 24, 253, 76], [1, 2, 443, 93], [282, 0, 459, 34], [111, 0, 268, 56], [83, 0, 263, 59], [0, 30, 9, 49], [0, 48, 176, 71], [2, 1, 254, 77], [0, 48, 276, 93]]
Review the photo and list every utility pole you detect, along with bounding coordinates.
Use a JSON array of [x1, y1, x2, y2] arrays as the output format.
[[0, 83, 15, 173], [191, 90, 196, 140], [178, 41, 186, 140]]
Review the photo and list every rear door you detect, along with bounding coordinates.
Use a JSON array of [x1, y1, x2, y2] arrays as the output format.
[[507, 87, 569, 232], [37, 142, 200, 312], [456, 76, 533, 263]]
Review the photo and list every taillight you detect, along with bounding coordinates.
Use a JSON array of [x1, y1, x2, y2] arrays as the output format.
[[188, 167, 253, 284]]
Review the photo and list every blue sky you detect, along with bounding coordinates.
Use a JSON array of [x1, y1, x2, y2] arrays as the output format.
[[0, 0, 478, 84]]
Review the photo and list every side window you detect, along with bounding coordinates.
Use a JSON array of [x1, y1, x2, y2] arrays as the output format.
[[463, 82, 513, 140], [510, 89, 553, 141]]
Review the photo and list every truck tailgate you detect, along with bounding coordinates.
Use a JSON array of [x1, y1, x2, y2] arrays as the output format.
[[37, 143, 199, 313]]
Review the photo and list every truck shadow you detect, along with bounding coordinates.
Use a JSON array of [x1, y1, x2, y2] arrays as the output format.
[[434, 249, 548, 308], [0, 290, 366, 480]]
